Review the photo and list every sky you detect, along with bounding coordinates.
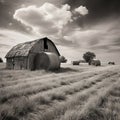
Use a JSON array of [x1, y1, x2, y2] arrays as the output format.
[[0, 0, 120, 64]]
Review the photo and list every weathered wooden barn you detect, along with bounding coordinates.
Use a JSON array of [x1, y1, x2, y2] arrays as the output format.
[[5, 37, 60, 70]]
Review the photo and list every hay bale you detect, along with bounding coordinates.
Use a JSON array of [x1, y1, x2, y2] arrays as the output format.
[[34, 52, 60, 70], [91, 60, 101, 66], [108, 62, 115, 65], [72, 61, 80, 65]]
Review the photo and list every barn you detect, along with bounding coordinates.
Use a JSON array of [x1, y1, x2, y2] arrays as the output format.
[[5, 37, 60, 70]]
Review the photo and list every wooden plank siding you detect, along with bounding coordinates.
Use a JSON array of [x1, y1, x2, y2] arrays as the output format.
[[6, 57, 28, 70]]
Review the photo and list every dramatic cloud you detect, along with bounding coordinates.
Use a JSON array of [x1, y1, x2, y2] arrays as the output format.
[[57, 45, 83, 62], [0, 29, 36, 46], [65, 0, 120, 24], [0, 0, 120, 63], [13, 3, 72, 37], [74, 6, 88, 16], [0, 29, 36, 61], [64, 18, 120, 55], [64, 29, 102, 49]]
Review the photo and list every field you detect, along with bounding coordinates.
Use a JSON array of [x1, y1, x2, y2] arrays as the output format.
[[0, 63, 120, 120]]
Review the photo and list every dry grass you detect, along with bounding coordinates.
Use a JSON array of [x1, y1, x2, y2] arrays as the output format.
[[0, 63, 120, 120]]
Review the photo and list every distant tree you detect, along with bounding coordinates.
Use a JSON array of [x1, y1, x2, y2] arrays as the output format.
[[0, 57, 3, 63], [83, 52, 96, 65]]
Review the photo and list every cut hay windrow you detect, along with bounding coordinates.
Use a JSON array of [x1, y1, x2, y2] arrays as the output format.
[[25, 75, 119, 120], [0, 68, 117, 90], [0, 64, 120, 120], [0, 69, 93, 89], [0, 71, 117, 104]]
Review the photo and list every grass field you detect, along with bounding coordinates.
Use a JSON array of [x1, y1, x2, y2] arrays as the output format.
[[0, 63, 120, 120]]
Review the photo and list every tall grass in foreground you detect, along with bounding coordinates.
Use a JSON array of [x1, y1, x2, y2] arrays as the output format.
[[0, 71, 106, 103], [58, 81, 120, 120], [0, 96, 35, 120], [0, 72, 108, 120], [0, 65, 120, 120], [25, 76, 119, 120]]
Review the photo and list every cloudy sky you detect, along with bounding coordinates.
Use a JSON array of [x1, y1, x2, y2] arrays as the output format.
[[0, 0, 120, 63]]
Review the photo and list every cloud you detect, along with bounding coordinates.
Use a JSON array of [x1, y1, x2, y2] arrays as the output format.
[[0, 29, 36, 46], [13, 3, 72, 37], [64, 29, 101, 49], [74, 6, 88, 16], [0, 29, 36, 61], [1, 1, 120, 64], [57, 45, 83, 62], [64, 18, 120, 55]]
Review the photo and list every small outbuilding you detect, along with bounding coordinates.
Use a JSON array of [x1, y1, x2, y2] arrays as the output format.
[[5, 37, 60, 70]]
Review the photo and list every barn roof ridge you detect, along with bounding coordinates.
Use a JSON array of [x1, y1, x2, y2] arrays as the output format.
[[5, 37, 60, 58]]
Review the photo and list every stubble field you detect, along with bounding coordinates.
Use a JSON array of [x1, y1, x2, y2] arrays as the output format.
[[0, 63, 120, 120]]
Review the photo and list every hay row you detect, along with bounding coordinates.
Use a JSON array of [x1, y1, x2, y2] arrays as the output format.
[[25, 75, 119, 120]]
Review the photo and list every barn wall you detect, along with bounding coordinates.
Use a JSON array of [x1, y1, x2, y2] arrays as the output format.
[[6, 58, 14, 69], [45, 40, 59, 56], [6, 57, 28, 70], [14, 57, 28, 70], [28, 53, 36, 70], [31, 39, 59, 56], [27, 40, 44, 70]]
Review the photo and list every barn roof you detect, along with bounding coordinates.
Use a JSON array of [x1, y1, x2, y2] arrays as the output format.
[[5, 37, 60, 58]]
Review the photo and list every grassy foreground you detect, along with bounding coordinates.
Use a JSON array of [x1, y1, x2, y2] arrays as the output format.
[[0, 63, 120, 120]]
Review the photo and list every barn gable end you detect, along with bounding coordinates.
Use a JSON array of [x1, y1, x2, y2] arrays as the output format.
[[5, 37, 60, 70]]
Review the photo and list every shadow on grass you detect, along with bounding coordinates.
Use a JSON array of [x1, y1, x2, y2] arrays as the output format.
[[0, 64, 79, 74], [51, 67, 79, 73]]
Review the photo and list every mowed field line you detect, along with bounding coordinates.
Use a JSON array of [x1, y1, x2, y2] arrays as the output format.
[[98, 82, 120, 120], [0, 70, 118, 104], [0, 65, 120, 120], [0, 67, 117, 90], [29, 72, 119, 101], [0, 67, 100, 88], [25, 73, 120, 120], [0, 66, 83, 83], [0, 71, 88, 88], [0, 70, 100, 92], [0, 65, 117, 88], [0, 71, 101, 103], [56, 80, 120, 120], [0, 69, 118, 120], [0, 70, 48, 81], [0, 69, 85, 88]]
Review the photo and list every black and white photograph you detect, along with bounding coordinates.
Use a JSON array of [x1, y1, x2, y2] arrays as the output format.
[[0, 0, 120, 120]]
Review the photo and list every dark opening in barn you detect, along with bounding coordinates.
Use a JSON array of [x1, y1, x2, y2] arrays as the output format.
[[44, 38, 48, 50]]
